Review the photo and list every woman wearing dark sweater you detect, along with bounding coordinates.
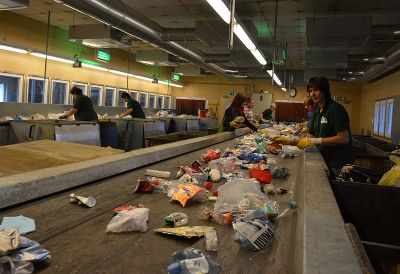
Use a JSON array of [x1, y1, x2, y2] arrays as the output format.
[[222, 93, 258, 132]]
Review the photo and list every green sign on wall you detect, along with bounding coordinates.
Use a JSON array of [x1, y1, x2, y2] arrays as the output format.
[[97, 50, 110, 62], [172, 73, 180, 81]]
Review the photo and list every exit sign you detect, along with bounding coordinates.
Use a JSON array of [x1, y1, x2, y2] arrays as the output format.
[[97, 50, 110, 62], [172, 73, 180, 81]]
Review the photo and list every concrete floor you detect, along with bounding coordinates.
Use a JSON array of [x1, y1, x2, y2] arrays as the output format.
[[1, 138, 301, 274]]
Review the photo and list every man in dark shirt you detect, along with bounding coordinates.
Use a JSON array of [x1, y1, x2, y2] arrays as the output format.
[[297, 76, 354, 175], [59, 87, 98, 121], [119, 92, 146, 118]]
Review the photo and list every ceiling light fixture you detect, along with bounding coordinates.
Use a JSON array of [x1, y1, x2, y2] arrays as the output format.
[[109, 69, 128, 76], [30, 52, 74, 64], [281, 87, 286, 91], [0, 44, 28, 54], [206, 0, 267, 65], [82, 63, 108, 71], [267, 70, 282, 86], [159, 80, 184, 88]]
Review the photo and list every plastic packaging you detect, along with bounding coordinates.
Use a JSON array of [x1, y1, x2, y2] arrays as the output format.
[[214, 178, 266, 213], [155, 226, 214, 238], [13, 236, 51, 262], [205, 230, 218, 252], [69, 193, 96, 208], [167, 247, 220, 274], [249, 170, 272, 184], [171, 184, 207, 207], [0, 228, 20, 256], [0, 256, 34, 274], [199, 206, 230, 225], [262, 184, 288, 195], [208, 157, 237, 174], [106, 208, 149, 233], [232, 209, 275, 251], [378, 151, 400, 187], [145, 169, 171, 178], [201, 149, 221, 163], [134, 179, 155, 194], [271, 167, 290, 179], [165, 213, 188, 227], [278, 151, 295, 159]]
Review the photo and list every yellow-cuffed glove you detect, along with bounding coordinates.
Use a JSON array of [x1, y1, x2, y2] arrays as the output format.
[[280, 129, 293, 134], [230, 116, 244, 128], [297, 137, 322, 150], [301, 127, 308, 133], [230, 120, 241, 128], [119, 113, 125, 118], [253, 121, 260, 129], [270, 135, 291, 145]]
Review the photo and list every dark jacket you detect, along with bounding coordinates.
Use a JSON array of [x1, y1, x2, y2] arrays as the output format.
[[222, 106, 257, 132]]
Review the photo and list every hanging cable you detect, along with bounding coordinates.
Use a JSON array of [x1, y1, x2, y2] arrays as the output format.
[[44, 11, 51, 81]]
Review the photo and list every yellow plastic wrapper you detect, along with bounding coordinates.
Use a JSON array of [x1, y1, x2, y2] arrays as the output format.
[[171, 184, 203, 207], [378, 151, 400, 187], [154, 226, 215, 238]]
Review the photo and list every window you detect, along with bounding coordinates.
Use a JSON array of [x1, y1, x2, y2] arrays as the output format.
[[157, 94, 164, 109], [374, 98, 394, 138], [149, 93, 156, 108], [51, 80, 69, 105], [105, 87, 116, 106], [373, 101, 380, 135], [130, 90, 139, 101], [165, 95, 171, 109], [0, 73, 22, 102], [118, 89, 128, 107], [140, 92, 148, 108], [90, 85, 103, 106], [385, 99, 394, 138], [27, 76, 48, 103], [379, 100, 386, 136]]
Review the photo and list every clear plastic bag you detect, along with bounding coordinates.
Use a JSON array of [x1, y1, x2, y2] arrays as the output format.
[[106, 208, 149, 233], [208, 157, 238, 174], [168, 247, 220, 274], [214, 178, 266, 213]]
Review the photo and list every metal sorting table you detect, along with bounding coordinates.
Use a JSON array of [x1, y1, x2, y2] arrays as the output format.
[[9, 120, 101, 146], [170, 117, 200, 132], [109, 118, 165, 151], [0, 137, 362, 273]]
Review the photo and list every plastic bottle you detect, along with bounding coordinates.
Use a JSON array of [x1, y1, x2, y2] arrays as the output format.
[[167, 248, 221, 274]]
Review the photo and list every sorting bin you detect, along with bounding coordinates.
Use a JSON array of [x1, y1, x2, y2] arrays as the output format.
[[98, 120, 118, 148], [330, 181, 400, 273], [171, 117, 199, 132]]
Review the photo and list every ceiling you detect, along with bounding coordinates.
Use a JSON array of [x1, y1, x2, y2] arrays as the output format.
[[9, 0, 400, 83]]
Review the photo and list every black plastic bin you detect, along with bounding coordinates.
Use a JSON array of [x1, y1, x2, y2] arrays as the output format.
[[330, 181, 400, 273]]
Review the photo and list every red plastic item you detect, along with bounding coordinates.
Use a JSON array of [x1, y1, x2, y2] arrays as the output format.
[[201, 149, 221, 163], [204, 182, 212, 190], [212, 190, 219, 197], [249, 170, 272, 184]]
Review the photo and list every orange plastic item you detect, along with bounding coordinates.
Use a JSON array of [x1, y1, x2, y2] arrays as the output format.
[[171, 184, 203, 207], [249, 170, 272, 184]]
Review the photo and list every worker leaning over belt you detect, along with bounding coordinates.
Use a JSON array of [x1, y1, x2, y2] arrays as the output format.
[[222, 92, 258, 132], [59, 87, 98, 121], [119, 92, 146, 119], [273, 76, 354, 176]]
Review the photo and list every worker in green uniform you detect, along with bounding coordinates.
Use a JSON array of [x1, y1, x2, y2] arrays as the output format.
[[59, 87, 98, 121], [297, 76, 354, 175], [119, 92, 146, 118]]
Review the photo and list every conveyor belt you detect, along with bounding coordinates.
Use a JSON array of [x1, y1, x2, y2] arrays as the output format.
[[1, 138, 300, 274]]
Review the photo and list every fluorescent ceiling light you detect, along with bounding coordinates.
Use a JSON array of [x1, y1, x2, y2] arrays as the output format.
[[109, 69, 128, 76], [139, 61, 155, 66], [30, 52, 74, 64], [130, 74, 153, 82], [206, 0, 230, 23], [0, 44, 28, 54], [281, 87, 286, 91], [206, 0, 267, 65], [225, 69, 239, 73], [82, 63, 108, 71], [159, 81, 183, 88], [251, 49, 267, 65], [267, 70, 282, 86]]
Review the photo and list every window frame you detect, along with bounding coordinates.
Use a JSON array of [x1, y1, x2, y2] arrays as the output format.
[[385, 98, 394, 138], [148, 93, 157, 109], [0, 72, 23, 103], [157, 94, 164, 109], [130, 90, 139, 101], [118, 88, 129, 107], [378, 100, 386, 136], [71, 82, 88, 104], [104, 86, 117, 107], [26, 76, 48, 104], [89, 84, 103, 106], [139, 91, 149, 108], [164, 95, 172, 109], [50, 79, 69, 105]]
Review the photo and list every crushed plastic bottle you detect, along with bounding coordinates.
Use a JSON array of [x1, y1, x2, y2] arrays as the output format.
[[167, 248, 220, 274]]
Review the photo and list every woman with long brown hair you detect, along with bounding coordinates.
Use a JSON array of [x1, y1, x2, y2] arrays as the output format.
[[222, 93, 258, 131]]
